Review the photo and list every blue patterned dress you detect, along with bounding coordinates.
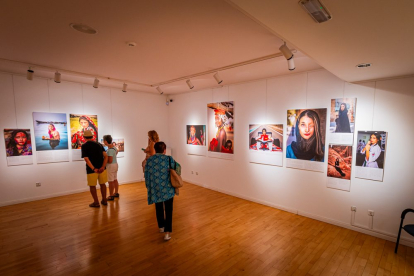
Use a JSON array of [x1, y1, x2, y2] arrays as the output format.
[[144, 154, 176, 205]]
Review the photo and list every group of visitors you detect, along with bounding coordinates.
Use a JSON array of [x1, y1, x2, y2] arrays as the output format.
[[82, 129, 178, 241]]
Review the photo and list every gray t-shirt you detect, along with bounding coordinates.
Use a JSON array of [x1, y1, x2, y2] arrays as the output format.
[[107, 147, 118, 164]]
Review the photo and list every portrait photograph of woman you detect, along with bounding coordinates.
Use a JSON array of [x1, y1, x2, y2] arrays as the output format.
[[286, 108, 327, 162], [4, 129, 33, 157], [70, 114, 98, 149], [32, 112, 68, 151], [207, 102, 234, 154], [329, 98, 356, 133], [355, 131, 387, 169], [186, 125, 205, 146]]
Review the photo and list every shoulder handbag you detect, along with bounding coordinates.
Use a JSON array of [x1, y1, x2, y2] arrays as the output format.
[[169, 156, 183, 188]]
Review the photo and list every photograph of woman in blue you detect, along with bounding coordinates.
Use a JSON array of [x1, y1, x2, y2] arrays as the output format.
[[286, 109, 326, 162]]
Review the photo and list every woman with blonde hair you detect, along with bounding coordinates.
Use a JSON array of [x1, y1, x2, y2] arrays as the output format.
[[142, 130, 159, 172]]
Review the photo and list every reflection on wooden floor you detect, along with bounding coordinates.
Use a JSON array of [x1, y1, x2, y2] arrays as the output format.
[[0, 182, 413, 275]]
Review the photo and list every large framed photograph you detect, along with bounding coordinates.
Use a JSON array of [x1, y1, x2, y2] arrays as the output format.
[[286, 108, 327, 172], [207, 102, 234, 158]]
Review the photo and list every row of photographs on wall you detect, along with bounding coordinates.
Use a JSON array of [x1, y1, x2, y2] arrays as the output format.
[[186, 98, 387, 189], [4, 112, 124, 166]]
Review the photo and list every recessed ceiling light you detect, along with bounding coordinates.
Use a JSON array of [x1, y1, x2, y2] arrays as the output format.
[[70, 23, 97, 35], [356, 63, 372, 68]]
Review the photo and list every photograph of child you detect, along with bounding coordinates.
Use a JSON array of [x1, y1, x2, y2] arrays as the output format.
[[4, 129, 33, 157], [327, 145, 352, 180], [329, 98, 356, 133], [186, 125, 206, 146], [355, 131, 387, 169], [207, 102, 234, 154], [286, 108, 327, 162], [249, 124, 283, 152], [70, 114, 98, 149], [32, 112, 68, 151]]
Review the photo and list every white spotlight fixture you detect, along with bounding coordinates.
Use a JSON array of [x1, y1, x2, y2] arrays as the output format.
[[122, 83, 127, 92], [54, 71, 61, 83], [186, 79, 194, 89], [156, 86, 163, 95], [93, 78, 99, 88], [213, 72, 223, 84], [27, 67, 34, 80], [279, 42, 295, 71]]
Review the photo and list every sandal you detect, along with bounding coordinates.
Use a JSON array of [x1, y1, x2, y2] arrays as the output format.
[[101, 200, 108, 206], [114, 193, 120, 198], [107, 196, 115, 201], [89, 202, 100, 208]]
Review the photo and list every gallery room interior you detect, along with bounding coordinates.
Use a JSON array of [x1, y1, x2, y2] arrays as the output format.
[[0, 0, 413, 275]]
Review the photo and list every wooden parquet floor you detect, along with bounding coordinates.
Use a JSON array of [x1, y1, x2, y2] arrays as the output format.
[[0, 182, 412, 276]]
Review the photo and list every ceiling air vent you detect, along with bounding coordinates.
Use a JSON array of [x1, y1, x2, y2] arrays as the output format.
[[70, 23, 97, 35], [356, 63, 372, 68], [299, 0, 332, 23]]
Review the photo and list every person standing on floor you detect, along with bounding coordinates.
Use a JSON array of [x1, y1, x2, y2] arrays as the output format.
[[142, 130, 159, 172], [103, 135, 120, 201], [82, 130, 108, 208], [144, 141, 176, 241]]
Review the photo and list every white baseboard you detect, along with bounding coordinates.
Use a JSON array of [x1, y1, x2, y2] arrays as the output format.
[[0, 187, 90, 207], [183, 179, 414, 248], [0, 179, 143, 207]]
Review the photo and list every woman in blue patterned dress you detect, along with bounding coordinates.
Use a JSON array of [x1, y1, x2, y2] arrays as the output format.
[[144, 141, 176, 241]]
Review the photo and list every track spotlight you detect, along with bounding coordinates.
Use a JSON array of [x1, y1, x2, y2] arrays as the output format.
[[156, 86, 163, 95], [279, 42, 295, 71], [122, 83, 127, 92], [213, 72, 223, 84], [186, 79, 194, 89], [54, 71, 61, 83], [93, 78, 99, 88], [27, 67, 34, 81]]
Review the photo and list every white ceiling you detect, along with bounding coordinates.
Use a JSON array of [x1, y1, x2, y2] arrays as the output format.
[[1, 1, 411, 95], [228, 0, 414, 83], [0, 0, 321, 94]]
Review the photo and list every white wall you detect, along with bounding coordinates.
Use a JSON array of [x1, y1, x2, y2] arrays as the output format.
[[0, 72, 169, 206], [167, 69, 414, 246]]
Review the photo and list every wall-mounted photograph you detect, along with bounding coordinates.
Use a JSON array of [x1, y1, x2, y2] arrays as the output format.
[[32, 112, 68, 151], [330, 98, 356, 133], [207, 102, 234, 154], [4, 129, 33, 157], [327, 145, 352, 180], [249, 124, 282, 152], [286, 108, 326, 162], [186, 125, 206, 146], [354, 131, 387, 181], [70, 114, 98, 149]]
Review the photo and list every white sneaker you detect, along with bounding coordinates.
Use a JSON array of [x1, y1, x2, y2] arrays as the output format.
[[159, 227, 164, 233], [164, 233, 171, 241]]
